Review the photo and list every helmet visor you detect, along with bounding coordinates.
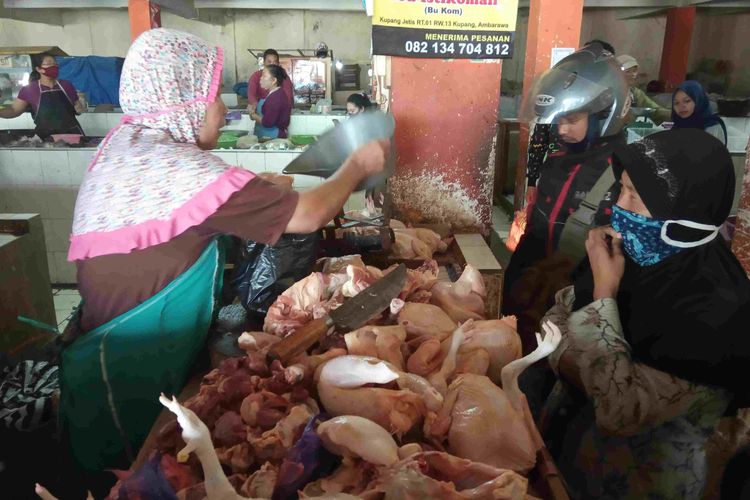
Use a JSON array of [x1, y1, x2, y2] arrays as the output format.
[[519, 67, 615, 125]]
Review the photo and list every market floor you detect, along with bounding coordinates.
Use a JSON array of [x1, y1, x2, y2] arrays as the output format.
[[53, 288, 80, 332]]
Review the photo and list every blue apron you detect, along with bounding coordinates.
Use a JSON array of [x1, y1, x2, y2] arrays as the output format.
[[60, 239, 225, 472], [254, 98, 280, 139]]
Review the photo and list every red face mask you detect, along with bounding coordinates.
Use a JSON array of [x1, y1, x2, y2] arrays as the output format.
[[41, 65, 59, 78]]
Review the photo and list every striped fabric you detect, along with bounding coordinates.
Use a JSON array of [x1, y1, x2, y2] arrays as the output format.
[[0, 361, 58, 432]]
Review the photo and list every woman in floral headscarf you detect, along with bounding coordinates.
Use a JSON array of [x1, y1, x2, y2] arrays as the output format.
[[60, 28, 387, 478]]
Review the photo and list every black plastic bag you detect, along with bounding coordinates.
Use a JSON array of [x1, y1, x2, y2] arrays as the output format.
[[231, 232, 320, 321]]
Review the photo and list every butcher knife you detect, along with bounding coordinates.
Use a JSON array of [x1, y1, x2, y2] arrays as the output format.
[[266, 264, 407, 364]]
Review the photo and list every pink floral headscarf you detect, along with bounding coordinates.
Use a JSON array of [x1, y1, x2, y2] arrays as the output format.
[[68, 28, 255, 261]]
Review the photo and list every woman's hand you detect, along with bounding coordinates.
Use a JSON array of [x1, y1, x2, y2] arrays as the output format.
[[586, 226, 625, 300]]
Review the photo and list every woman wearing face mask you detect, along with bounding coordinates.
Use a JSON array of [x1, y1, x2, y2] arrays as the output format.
[[346, 92, 372, 116], [672, 80, 727, 145], [542, 129, 750, 499], [0, 52, 85, 137], [59, 29, 387, 495], [250, 64, 292, 139]]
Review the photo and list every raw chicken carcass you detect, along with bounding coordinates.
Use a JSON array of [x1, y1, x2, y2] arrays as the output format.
[[396, 259, 439, 302], [430, 265, 487, 322], [457, 316, 522, 383], [391, 227, 448, 259], [344, 325, 407, 369], [391, 230, 433, 260], [430, 322, 561, 473], [264, 272, 347, 337], [359, 451, 528, 499], [340, 264, 384, 298], [237, 331, 281, 354], [398, 302, 457, 340], [317, 415, 399, 466], [316, 356, 426, 435]]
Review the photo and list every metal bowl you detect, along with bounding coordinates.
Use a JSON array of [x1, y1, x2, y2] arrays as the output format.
[[283, 111, 395, 192]]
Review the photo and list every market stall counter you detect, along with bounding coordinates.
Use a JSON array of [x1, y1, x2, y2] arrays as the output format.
[[127, 232, 570, 500]]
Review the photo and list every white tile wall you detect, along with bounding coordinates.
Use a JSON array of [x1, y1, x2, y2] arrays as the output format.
[[68, 150, 95, 185], [42, 219, 73, 252], [210, 151, 238, 165], [236, 152, 266, 172], [0, 150, 14, 186], [54, 251, 77, 284], [292, 174, 322, 189], [265, 152, 300, 174], [11, 150, 43, 186], [0, 114, 34, 130], [46, 252, 59, 286], [40, 151, 72, 187], [79, 114, 111, 137], [106, 113, 123, 130], [288, 116, 308, 136], [44, 188, 78, 220]]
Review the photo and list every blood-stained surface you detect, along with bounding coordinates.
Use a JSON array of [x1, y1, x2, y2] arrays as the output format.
[[389, 58, 501, 233]]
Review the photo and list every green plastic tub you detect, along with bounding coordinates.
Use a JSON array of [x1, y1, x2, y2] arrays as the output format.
[[290, 135, 318, 146], [216, 133, 239, 149]]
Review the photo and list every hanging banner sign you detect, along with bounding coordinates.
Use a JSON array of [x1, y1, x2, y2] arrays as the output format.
[[372, 0, 519, 59]]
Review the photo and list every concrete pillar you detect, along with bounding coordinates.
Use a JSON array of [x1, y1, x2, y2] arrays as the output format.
[[514, 0, 584, 211], [732, 138, 750, 276], [128, 0, 161, 42], [658, 6, 696, 92], [389, 58, 502, 234]]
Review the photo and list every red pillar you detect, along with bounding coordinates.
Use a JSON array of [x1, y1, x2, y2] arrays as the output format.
[[129, 0, 161, 42], [514, 0, 584, 211], [658, 6, 696, 92], [389, 58, 502, 234], [732, 138, 750, 276]]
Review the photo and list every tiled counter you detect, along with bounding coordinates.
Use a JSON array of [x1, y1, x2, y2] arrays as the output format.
[[0, 148, 364, 285], [0, 110, 341, 138]]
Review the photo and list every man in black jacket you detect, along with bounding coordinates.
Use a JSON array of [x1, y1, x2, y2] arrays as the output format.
[[503, 42, 630, 353]]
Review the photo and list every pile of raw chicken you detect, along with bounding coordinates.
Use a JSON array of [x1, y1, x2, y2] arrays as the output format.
[[108, 256, 561, 500]]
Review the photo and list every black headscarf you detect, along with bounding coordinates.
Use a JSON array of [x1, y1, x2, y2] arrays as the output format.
[[573, 129, 750, 400]]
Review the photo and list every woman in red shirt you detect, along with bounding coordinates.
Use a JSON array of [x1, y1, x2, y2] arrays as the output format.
[[250, 64, 292, 139]]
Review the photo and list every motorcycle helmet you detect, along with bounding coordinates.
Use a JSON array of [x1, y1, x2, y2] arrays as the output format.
[[520, 42, 630, 139]]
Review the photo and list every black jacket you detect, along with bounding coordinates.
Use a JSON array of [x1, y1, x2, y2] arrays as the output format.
[[502, 133, 626, 317]]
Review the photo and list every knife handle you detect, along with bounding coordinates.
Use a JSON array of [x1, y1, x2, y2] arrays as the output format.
[[266, 317, 332, 365]]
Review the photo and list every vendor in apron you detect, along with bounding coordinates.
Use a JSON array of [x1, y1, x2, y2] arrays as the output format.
[[249, 64, 292, 139], [60, 28, 388, 497], [0, 53, 85, 138]]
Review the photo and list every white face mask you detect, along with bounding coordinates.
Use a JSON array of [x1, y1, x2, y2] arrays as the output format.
[[660, 219, 722, 248]]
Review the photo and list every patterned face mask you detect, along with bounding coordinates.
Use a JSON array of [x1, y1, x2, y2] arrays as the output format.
[[610, 205, 720, 266]]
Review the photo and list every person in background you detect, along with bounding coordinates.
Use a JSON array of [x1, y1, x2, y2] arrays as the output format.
[[250, 64, 292, 139], [0, 52, 85, 138], [544, 129, 750, 499], [672, 80, 728, 145], [247, 49, 293, 110], [59, 28, 387, 497], [584, 38, 615, 54], [616, 54, 670, 124], [346, 92, 372, 116]]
